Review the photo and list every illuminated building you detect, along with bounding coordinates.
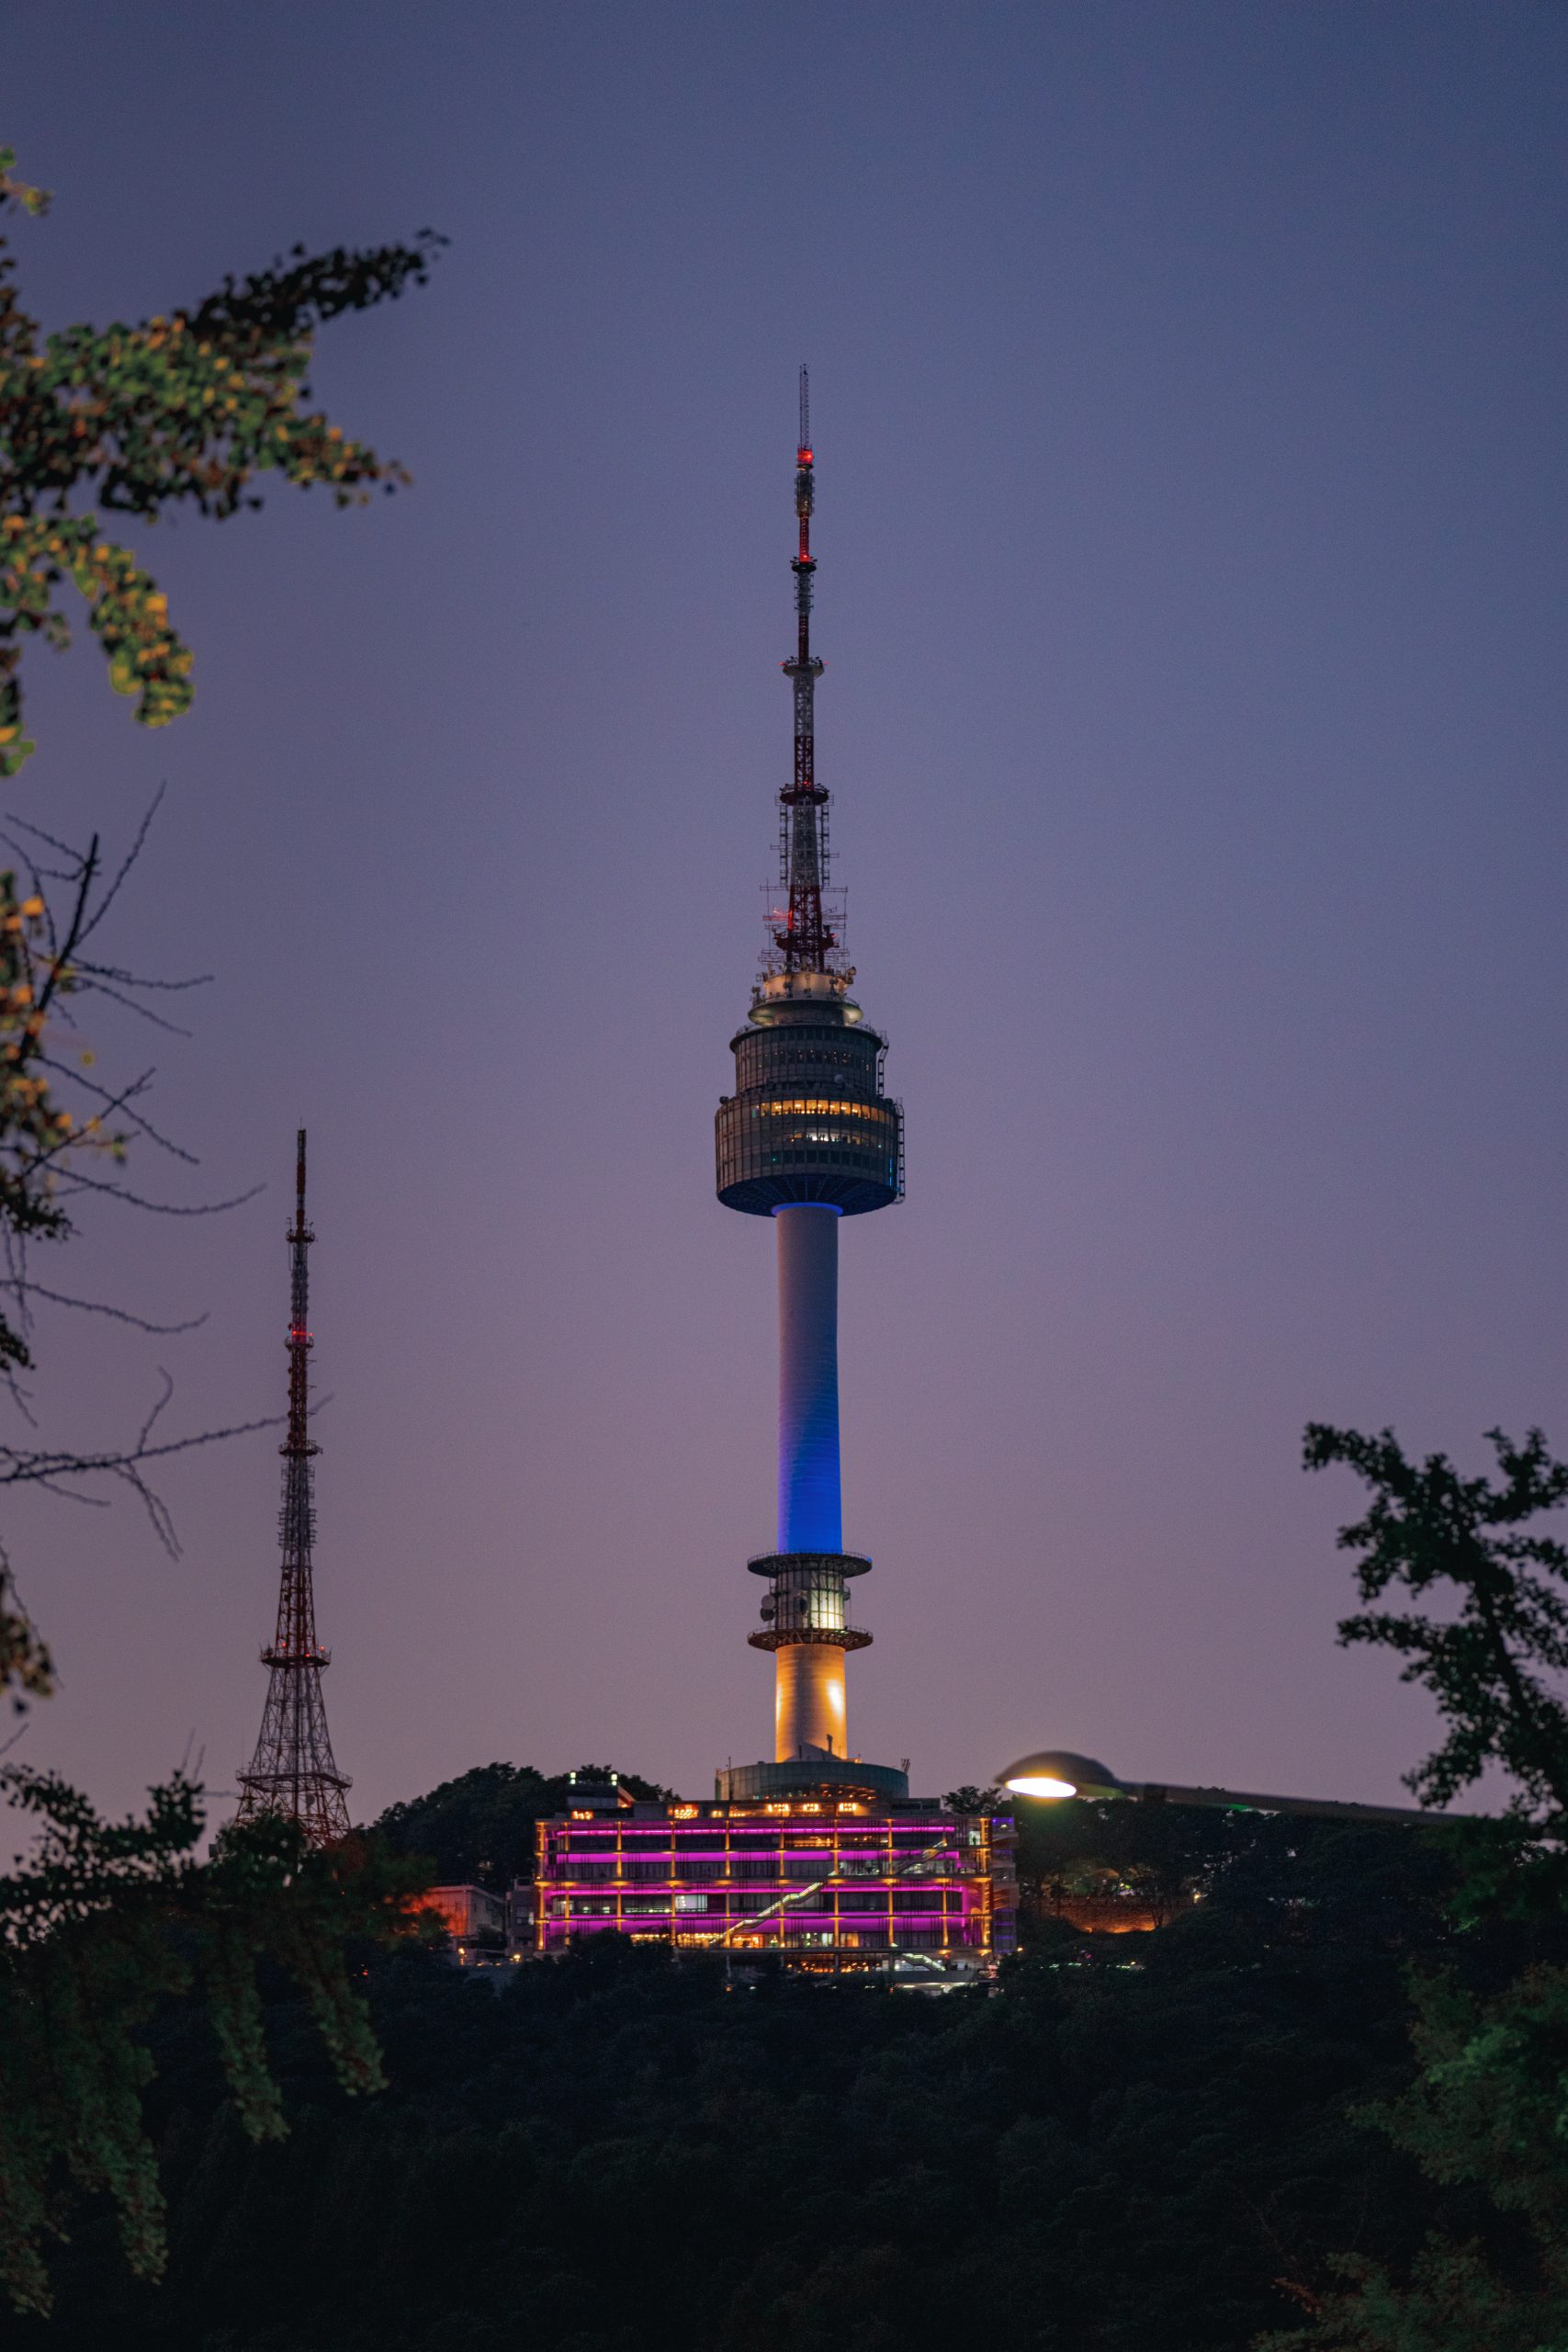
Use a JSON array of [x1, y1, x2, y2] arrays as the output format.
[[420, 1883, 505, 1965], [536, 382, 1015, 1972], [535, 1794, 1010, 1973]]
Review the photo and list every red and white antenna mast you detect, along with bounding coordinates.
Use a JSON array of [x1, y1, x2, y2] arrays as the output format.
[[775, 365, 838, 974], [236, 1129, 351, 1844]]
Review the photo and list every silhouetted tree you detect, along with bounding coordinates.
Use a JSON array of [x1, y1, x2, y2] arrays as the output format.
[[1264, 1423, 1568, 2349], [374, 1762, 676, 1890], [0, 143, 439, 2316], [1308, 1420, 1568, 1819]]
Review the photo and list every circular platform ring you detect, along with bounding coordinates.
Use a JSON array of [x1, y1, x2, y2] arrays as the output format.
[[749, 1623, 874, 1653], [747, 1549, 872, 1579]]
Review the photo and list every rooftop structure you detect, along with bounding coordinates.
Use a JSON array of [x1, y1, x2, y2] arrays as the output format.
[[236, 1130, 352, 1844]]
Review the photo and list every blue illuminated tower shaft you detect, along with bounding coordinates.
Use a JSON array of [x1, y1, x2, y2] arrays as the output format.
[[716, 374, 902, 1772], [776, 1203, 841, 1552], [773, 1203, 846, 1756]]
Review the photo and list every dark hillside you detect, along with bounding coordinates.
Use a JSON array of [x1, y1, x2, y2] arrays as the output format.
[[14, 1804, 1519, 2352]]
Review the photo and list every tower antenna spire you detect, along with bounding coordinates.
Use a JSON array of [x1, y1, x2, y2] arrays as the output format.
[[776, 366, 835, 974], [237, 1128, 351, 1844]]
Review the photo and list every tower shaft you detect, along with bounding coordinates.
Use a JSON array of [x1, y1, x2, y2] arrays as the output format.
[[236, 1130, 351, 1845], [775, 1202, 841, 1553], [773, 1201, 845, 1759]]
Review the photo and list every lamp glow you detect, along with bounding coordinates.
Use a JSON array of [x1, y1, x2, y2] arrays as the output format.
[[998, 1751, 1126, 1803]]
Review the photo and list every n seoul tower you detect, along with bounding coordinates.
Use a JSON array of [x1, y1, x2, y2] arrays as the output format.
[[716, 373, 904, 1787]]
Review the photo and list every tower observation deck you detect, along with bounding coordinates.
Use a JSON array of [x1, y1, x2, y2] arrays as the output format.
[[715, 373, 905, 1801]]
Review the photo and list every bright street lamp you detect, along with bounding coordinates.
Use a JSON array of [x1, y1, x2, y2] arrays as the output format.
[[997, 1748, 1441, 1827]]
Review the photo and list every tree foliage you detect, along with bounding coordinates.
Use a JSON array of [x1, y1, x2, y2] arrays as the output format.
[[1260, 1961, 1568, 2352], [19, 1797, 1479, 2352], [0, 1765, 426, 2317], [1269, 1422, 1568, 2350], [0, 146, 438, 2319], [373, 1761, 677, 1892], [1307, 1421, 1568, 1820], [0, 150, 437, 1700], [941, 1782, 1000, 1815], [0, 144, 440, 775]]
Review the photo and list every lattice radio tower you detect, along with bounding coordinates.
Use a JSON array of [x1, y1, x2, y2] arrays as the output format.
[[236, 1129, 352, 1843]]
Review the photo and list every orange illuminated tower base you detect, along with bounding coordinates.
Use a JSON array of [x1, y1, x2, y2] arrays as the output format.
[[773, 1640, 845, 1759]]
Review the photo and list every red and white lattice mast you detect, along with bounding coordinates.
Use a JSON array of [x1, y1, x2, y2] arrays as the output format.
[[236, 1129, 351, 1843]]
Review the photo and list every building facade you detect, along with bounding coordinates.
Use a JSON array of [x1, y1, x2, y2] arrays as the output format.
[[535, 1792, 1015, 1971]]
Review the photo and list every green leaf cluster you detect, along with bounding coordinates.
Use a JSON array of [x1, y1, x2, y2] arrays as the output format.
[[0, 148, 436, 1705], [0, 142, 441, 775], [0, 1764, 427, 2317], [1261, 1962, 1568, 2351]]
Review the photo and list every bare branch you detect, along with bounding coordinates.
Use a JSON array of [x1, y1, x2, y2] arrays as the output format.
[[0, 1282, 207, 1338], [45, 1170, 265, 1217], [73, 783, 164, 945]]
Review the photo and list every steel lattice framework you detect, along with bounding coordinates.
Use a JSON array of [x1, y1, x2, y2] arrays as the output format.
[[236, 1129, 351, 1844], [776, 366, 837, 975]]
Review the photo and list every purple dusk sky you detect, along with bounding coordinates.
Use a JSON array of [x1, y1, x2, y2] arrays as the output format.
[[3, 2, 1564, 1832]]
